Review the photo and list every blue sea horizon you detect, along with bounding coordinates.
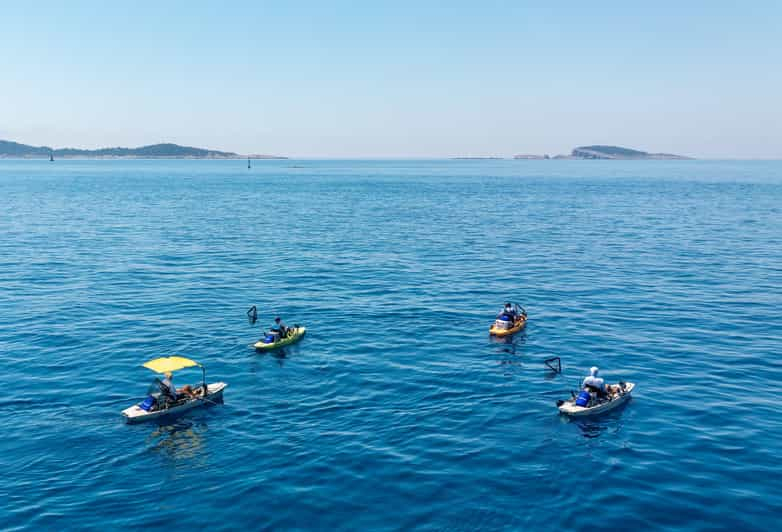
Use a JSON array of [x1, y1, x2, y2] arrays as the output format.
[[1, 159, 780, 530]]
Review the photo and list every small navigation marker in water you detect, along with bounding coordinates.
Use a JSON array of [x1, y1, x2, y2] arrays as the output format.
[[50, 151, 54, 162], [248, 157, 251, 169]]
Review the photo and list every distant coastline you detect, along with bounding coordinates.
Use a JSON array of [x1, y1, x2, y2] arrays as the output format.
[[0, 139, 287, 159], [512, 145, 692, 160], [0, 139, 693, 160], [451, 145, 692, 160]]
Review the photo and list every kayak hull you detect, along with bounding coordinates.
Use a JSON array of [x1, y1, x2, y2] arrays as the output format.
[[122, 382, 227, 424], [489, 317, 527, 337], [558, 382, 635, 417], [254, 326, 306, 350]]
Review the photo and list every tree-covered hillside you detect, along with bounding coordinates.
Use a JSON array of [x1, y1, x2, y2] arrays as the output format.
[[0, 140, 241, 158]]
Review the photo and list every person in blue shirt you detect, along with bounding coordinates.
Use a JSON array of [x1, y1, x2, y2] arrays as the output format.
[[271, 317, 288, 338]]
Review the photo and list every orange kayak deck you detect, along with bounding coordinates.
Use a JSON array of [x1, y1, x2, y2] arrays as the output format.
[[489, 316, 527, 336]]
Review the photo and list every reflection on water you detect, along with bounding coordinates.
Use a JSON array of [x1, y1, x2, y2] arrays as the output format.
[[492, 333, 527, 377], [249, 344, 292, 366], [264, 343, 304, 365], [573, 418, 609, 439], [494, 331, 526, 357], [565, 401, 631, 439], [147, 420, 209, 462], [268, 348, 290, 367], [489, 330, 527, 351]]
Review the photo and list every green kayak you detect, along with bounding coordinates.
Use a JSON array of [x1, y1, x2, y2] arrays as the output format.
[[254, 326, 306, 350]]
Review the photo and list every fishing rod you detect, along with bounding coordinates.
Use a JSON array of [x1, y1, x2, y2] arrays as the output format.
[[192, 393, 222, 407], [543, 355, 585, 405]]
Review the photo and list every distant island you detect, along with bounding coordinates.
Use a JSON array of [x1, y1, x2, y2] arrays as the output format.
[[0, 139, 286, 159], [514, 145, 691, 160], [513, 154, 550, 160], [566, 145, 691, 160], [451, 156, 504, 160]]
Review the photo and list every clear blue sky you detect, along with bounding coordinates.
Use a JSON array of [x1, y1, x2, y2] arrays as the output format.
[[1, 1, 780, 158]]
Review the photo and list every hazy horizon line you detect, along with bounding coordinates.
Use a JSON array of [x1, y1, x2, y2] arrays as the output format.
[[0, 137, 737, 160], [4, 135, 782, 161], [2, 155, 782, 162]]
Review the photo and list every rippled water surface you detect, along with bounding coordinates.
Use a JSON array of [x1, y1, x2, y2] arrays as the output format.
[[1, 159, 781, 530]]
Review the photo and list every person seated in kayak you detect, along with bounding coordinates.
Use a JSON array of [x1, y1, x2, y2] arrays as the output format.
[[582, 366, 609, 398], [160, 372, 179, 403], [498, 303, 517, 322], [159, 373, 205, 402], [271, 317, 288, 338], [582, 367, 622, 398]]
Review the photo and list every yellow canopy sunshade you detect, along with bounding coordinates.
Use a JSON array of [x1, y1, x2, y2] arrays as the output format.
[[143, 356, 201, 374]]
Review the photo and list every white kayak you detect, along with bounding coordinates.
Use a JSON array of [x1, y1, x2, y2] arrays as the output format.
[[558, 382, 635, 417], [122, 382, 227, 424]]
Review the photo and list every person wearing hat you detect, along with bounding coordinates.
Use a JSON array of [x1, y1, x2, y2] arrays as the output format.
[[582, 366, 608, 398], [160, 371, 179, 403], [494, 304, 519, 332]]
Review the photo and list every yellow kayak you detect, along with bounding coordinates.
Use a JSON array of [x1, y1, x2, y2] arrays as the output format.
[[489, 315, 527, 336], [254, 326, 306, 350]]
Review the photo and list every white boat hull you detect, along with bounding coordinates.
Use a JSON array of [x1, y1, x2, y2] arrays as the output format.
[[122, 382, 227, 424], [558, 382, 635, 417]]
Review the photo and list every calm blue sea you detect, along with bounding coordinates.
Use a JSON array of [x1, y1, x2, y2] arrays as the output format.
[[1, 159, 781, 531]]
